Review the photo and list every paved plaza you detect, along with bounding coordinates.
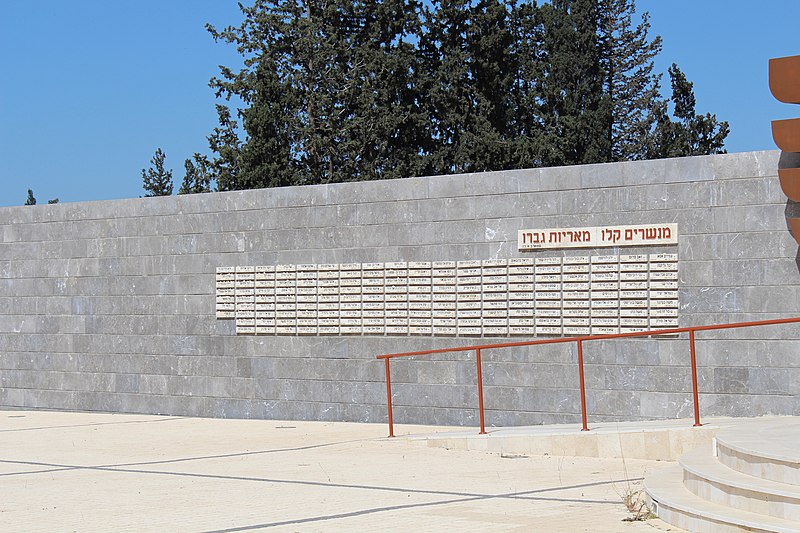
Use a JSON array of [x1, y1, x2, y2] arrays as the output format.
[[0, 410, 681, 532]]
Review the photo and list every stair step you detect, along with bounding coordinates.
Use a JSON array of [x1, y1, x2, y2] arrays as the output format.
[[645, 464, 800, 533], [680, 447, 800, 521], [716, 418, 800, 485]]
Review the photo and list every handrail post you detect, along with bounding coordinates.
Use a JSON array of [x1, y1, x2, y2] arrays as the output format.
[[689, 329, 702, 427], [476, 348, 487, 435], [577, 340, 589, 431], [384, 358, 395, 437]]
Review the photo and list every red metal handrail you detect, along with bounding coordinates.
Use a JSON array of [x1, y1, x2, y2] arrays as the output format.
[[376, 316, 800, 437]]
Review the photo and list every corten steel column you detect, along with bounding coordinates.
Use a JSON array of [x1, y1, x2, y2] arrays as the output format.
[[475, 349, 487, 435], [576, 340, 589, 431], [689, 330, 702, 427], [770, 55, 800, 244], [384, 358, 394, 437]]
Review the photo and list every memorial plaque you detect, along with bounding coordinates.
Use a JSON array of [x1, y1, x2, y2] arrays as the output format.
[[620, 271, 647, 280], [537, 309, 562, 318], [592, 327, 619, 335], [650, 262, 678, 271], [620, 308, 648, 317], [650, 253, 678, 262], [620, 299, 648, 308], [564, 326, 590, 335], [620, 318, 648, 327], [650, 299, 679, 308], [536, 326, 562, 335], [591, 308, 618, 317], [650, 308, 678, 317], [221, 251, 680, 338], [620, 254, 648, 263], [650, 271, 678, 280], [482, 292, 507, 301]]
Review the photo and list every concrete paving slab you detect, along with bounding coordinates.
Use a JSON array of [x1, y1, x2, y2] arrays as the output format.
[[0, 410, 682, 532]]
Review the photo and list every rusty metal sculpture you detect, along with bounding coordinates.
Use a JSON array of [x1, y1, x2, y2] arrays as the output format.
[[770, 55, 800, 244]]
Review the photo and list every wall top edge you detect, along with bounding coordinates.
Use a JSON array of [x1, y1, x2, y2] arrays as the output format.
[[0, 150, 779, 225]]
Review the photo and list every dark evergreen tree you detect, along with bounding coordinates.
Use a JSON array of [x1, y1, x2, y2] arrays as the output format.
[[648, 64, 729, 158], [209, 0, 429, 186], [598, 0, 662, 161], [203, 0, 729, 187], [178, 153, 213, 194], [207, 105, 243, 191], [141, 148, 174, 197], [421, 0, 517, 174], [537, 0, 611, 167], [337, 0, 429, 181], [24, 189, 36, 205], [507, 0, 547, 168]]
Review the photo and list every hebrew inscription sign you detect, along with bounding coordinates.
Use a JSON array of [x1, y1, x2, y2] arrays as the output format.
[[216, 254, 679, 337], [518, 223, 678, 250]]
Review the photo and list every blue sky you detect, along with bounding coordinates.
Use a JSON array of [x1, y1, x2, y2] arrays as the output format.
[[2, 1, 799, 207]]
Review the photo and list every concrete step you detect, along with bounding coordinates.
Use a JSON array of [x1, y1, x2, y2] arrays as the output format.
[[406, 416, 736, 460], [715, 417, 800, 486], [645, 464, 800, 533], [680, 447, 800, 522]]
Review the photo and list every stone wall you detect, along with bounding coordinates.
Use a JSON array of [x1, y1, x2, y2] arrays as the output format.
[[1, 150, 799, 426]]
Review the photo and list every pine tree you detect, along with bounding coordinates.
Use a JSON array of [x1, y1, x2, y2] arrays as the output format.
[[141, 148, 174, 197], [648, 64, 729, 158], [178, 154, 213, 194], [207, 105, 242, 191], [203, 0, 729, 186], [537, 0, 611, 167], [24, 189, 36, 205], [598, 0, 662, 161]]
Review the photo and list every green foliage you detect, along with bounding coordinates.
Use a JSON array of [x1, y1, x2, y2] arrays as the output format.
[[141, 148, 174, 197], [47, 198, 59, 204], [178, 154, 213, 195], [421, 0, 518, 174], [25, 189, 36, 205], [537, 0, 611, 166], [598, 0, 662, 161], [202, 0, 729, 189], [648, 64, 729, 158]]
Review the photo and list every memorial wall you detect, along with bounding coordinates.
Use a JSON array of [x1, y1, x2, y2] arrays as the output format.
[[1, 150, 799, 425]]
